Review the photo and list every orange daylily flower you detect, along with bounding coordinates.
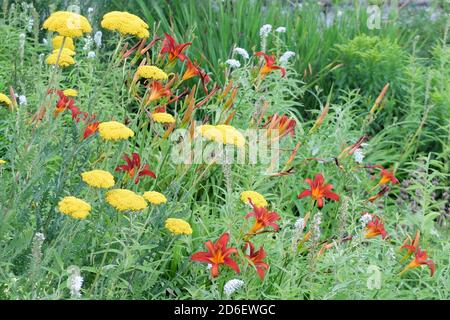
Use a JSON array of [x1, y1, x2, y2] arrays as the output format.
[[245, 200, 280, 235], [400, 247, 435, 277], [244, 242, 269, 280], [115, 152, 156, 184], [264, 114, 296, 140], [255, 51, 286, 78], [191, 232, 240, 278], [182, 59, 211, 92], [400, 230, 421, 262], [365, 216, 388, 239], [378, 168, 399, 186], [83, 120, 100, 139], [160, 33, 191, 62], [147, 81, 171, 102], [297, 173, 340, 208]]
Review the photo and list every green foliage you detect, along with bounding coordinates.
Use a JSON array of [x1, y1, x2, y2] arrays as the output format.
[[334, 35, 406, 96]]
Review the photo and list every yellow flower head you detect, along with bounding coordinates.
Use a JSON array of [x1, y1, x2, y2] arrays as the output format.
[[240, 190, 268, 207], [136, 66, 168, 81], [98, 121, 134, 141], [105, 189, 148, 212], [0, 93, 12, 106], [52, 35, 75, 51], [143, 191, 167, 205], [101, 11, 149, 38], [63, 89, 78, 97], [58, 196, 91, 219], [0, 159, 6, 165], [165, 218, 193, 235], [43, 11, 92, 38], [46, 52, 75, 67], [197, 124, 245, 147], [52, 48, 76, 56], [81, 170, 115, 189], [151, 112, 175, 124]]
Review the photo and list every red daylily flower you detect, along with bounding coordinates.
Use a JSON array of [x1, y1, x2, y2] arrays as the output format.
[[49, 89, 75, 116], [365, 216, 388, 239], [245, 200, 280, 235], [115, 153, 156, 184], [264, 114, 296, 139], [378, 168, 399, 186], [255, 51, 286, 78], [182, 59, 211, 92], [368, 185, 390, 202], [400, 247, 435, 277], [244, 242, 269, 280], [147, 81, 171, 102], [191, 232, 240, 278], [297, 173, 340, 208], [160, 33, 191, 62]]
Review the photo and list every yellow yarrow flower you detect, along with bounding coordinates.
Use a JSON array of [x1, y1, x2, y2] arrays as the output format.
[[43, 11, 92, 38], [101, 11, 150, 38], [151, 112, 175, 124], [0, 159, 6, 165], [58, 196, 91, 219], [136, 66, 168, 81], [197, 124, 245, 147], [143, 191, 167, 205], [52, 36, 75, 51], [0, 93, 12, 106], [98, 121, 134, 141], [105, 189, 148, 212], [46, 52, 75, 67], [240, 190, 268, 207], [165, 218, 193, 235], [81, 170, 115, 189], [52, 48, 76, 56], [63, 89, 78, 97]]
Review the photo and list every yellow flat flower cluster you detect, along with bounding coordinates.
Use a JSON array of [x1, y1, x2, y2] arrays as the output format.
[[53, 35, 75, 51], [151, 112, 175, 124], [46, 52, 76, 67], [0, 159, 6, 165], [165, 218, 193, 235], [101, 11, 150, 38], [0, 93, 12, 106], [63, 89, 78, 97], [137, 66, 168, 81], [43, 11, 92, 38], [98, 121, 134, 141], [81, 170, 115, 189], [52, 48, 75, 56], [240, 190, 268, 207], [58, 196, 92, 219], [197, 124, 245, 147], [105, 189, 148, 211], [143, 191, 167, 205]]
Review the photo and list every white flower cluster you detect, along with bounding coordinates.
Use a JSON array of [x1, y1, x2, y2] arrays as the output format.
[[225, 59, 241, 68], [94, 31, 102, 48], [224, 279, 245, 297], [279, 51, 295, 64], [360, 213, 373, 227], [275, 26, 286, 33], [233, 47, 249, 59], [67, 266, 83, 299], [259, 24, 272, 37], [312, 212, 322, 241], [294, 217, 306, 231], [353, 143, 368, 164]]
